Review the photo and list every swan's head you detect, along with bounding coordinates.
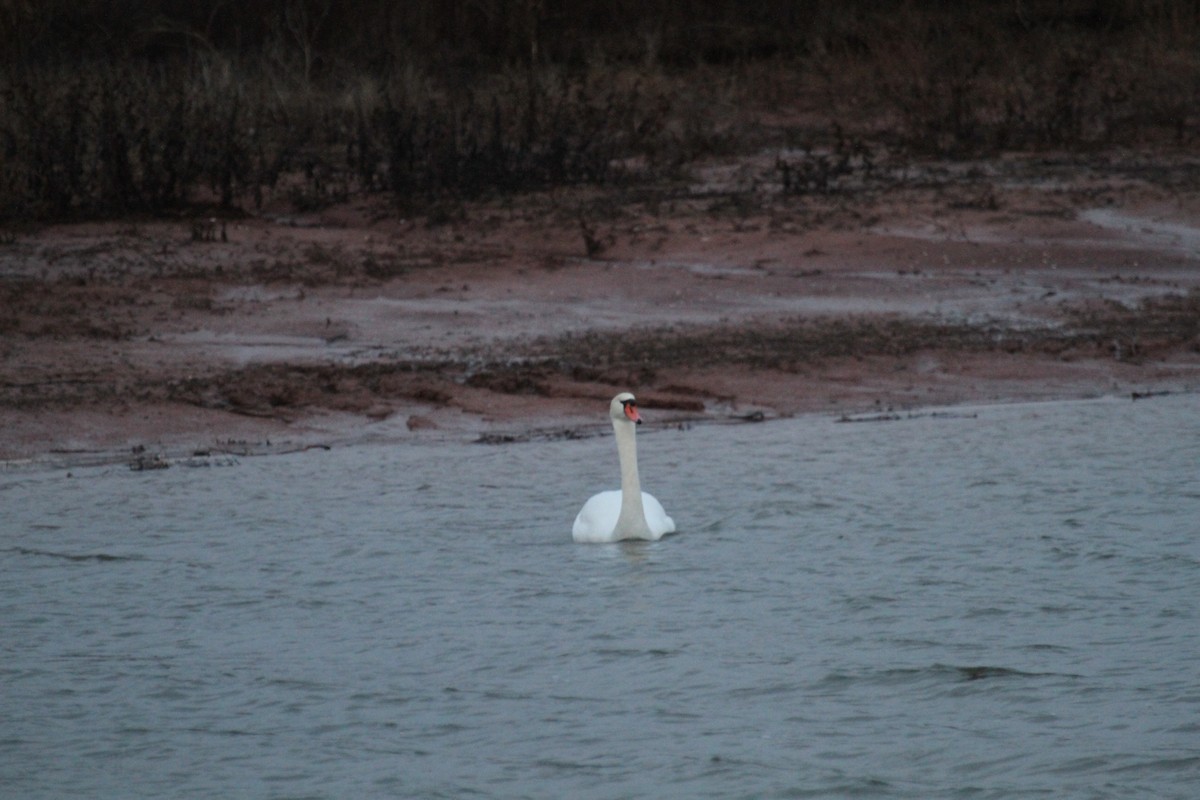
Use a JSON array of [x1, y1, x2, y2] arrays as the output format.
[[610, 392, 642, 425]]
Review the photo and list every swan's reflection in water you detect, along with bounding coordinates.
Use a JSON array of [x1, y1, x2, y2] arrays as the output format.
[[572, 537, 663, 566]]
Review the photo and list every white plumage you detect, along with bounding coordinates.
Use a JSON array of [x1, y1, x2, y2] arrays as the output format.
[[572, 392, 676, 543]]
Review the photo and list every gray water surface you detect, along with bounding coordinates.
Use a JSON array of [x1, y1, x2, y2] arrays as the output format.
[[3, 394, 1199, 798]]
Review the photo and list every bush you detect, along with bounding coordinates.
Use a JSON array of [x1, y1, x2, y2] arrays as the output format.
[[0, 53, 719, 220], [0, 59, 278, 218], [825, 3, 1200, 154], [2, 2, 1198, 221]]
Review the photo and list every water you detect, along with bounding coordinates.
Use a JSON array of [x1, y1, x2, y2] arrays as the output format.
[[3, 394, 1199, 799]]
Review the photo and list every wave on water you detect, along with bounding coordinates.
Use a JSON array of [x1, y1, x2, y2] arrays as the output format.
[[819, 663, 1081, 688], [1, 546, 144, 563]]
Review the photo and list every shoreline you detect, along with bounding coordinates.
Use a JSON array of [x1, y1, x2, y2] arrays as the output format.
[[3, 150, 1199, 468], [4, 387, 1193, 474]]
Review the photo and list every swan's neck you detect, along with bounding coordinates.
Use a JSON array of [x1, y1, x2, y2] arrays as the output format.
[[613, 419, 651, 538]]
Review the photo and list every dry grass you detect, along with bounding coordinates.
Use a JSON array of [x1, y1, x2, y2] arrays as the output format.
[[0, 57, 719, 221], [2, 2, 1199, 222]]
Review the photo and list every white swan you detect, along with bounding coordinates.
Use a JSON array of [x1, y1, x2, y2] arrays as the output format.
[[572, 392, 676, 543]]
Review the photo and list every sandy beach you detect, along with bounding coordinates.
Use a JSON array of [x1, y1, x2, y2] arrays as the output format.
[[3, 149, 1198, 465]]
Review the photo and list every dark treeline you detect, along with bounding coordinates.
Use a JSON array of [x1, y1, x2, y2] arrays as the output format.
[[3, 0, 1193, 70], [6, 0, 798, 69], [2, 1, 1198, 220]]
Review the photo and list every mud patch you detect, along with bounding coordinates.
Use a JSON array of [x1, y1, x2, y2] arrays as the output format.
[[4, 151, 1200, 463]]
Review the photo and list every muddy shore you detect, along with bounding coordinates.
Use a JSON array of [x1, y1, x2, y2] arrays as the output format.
[[2, 150, 1199, 466]]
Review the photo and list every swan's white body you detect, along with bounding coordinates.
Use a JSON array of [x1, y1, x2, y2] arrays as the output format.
[[572, 393, 676, 543]]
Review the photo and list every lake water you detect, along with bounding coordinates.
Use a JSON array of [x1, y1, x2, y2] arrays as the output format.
[[2, 394, 1199, 799]]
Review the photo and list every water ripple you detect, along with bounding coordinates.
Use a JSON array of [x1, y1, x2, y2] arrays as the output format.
[[2, 394, 1198, 799]]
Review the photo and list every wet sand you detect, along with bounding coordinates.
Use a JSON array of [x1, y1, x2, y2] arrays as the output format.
[[3, 150, 1199, 465]]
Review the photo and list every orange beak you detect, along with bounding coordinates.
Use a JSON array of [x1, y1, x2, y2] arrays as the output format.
[[624, 402, 642, 424]]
